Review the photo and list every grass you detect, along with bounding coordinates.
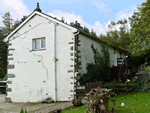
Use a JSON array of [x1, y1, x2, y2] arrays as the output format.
[[61, 105, 87, 113], [61, 92, 150, 113]]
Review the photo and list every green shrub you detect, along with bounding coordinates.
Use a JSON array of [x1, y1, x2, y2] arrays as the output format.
[[103, 82, 118, 93], [77, 43, 111, 85], [127, 62, 150, 94], [3, 74, 7, 81], [20, 107, 28, 113]]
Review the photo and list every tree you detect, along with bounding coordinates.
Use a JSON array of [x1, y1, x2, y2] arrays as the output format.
[[0, 41, 8, 78], [129, 0, 150, 63], [70, 20, 83, 30], [99, 19, 131, 50], [77, 44, 111, 85], [2, 12, 14, 36], [13, 15, 28, 30], [70, 20, 97, 37], [90, 29, 97, 37], [83, 26, 90, 34], [60, 17, 65, 23], [21, 15, 28, 22], [0, 27, 5, 41]]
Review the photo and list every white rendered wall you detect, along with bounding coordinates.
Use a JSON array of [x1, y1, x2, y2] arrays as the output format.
[[78, 34, 126, 75], [6, 14, 74, 102], [55, 23, 75, 101]]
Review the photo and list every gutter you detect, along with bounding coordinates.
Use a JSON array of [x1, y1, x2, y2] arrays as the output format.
[[73, 31, 79, 98]]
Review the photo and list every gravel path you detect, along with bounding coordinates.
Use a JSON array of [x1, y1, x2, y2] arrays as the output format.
[[0, 94, 87, 113], [31, 102, 72, 113], [0, 94, 73, 113], [0, 102, 72, 113]]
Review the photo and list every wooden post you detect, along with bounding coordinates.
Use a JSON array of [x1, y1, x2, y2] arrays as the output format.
[[127, 82, 129, 89], [85, 83, 87, 93], [86, 83, 90, 93]]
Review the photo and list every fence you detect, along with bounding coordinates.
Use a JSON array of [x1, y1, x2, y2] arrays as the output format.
[[74, 81, 135, 99]]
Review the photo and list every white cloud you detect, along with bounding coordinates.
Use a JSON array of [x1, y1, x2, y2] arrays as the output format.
[[47, 10, 109, 36], [0, 0, 109, 36], [113, 5, 138, 31], [92, 0, 112, 12], [116, 5, 137, 21], [0, 0, 31, 25], [93, 2, 107, 10], [0, 0, 139, 37]]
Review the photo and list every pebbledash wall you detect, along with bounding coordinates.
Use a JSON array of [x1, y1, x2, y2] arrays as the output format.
[[6, 14, 76, 102]]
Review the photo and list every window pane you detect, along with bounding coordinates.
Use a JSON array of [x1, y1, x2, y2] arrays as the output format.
[[41, 38, 45, 48], [34, 39, 40, 49]]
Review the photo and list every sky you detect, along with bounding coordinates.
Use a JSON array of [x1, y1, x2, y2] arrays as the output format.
[[0, 0, 146, 36]]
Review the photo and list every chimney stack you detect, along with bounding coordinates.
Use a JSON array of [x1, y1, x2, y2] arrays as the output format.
[[34, 2, 42, 12]]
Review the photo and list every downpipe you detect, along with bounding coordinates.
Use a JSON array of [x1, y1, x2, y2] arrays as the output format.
[[53, 22, 58, 102]]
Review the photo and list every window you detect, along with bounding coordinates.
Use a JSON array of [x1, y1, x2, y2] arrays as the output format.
[[33, 37, 46, 50]]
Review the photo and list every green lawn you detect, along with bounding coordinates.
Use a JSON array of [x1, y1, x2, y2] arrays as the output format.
[[61, 92, 150, 113]]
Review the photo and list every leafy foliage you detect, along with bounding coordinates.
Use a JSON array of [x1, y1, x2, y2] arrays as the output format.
[[2, 12, 14, 36], [0, 12, 27, 79], [13, 15, 28, 30], [20, 107, 28, 113], [60, 17, 65, 23], [3, 74, 7, 81], [90, 29, 97, 37], [70, 20, 97, 37], [0, 41, 8, 78], [83, 26, 90, 34], [129, 0, 150, 62], [77, 44, 111, 85], [103, 82, 118, 93], [70, 20, 83, 31], [99, 19, 131, 50], [127, 61, 150, 94]]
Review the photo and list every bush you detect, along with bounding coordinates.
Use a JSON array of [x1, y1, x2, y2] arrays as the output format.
[[103, 82, 118, 93], [77, 43, 111, 85], [20, 107, 27, 113], [127, 62, 150, 94], [3, 74, 7, 81], [84, 87, 116, 113]]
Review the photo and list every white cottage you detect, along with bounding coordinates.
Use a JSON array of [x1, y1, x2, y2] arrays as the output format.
[[4, 3, 128, 102]]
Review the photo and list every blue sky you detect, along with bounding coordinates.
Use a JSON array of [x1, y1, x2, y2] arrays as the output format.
[[0, 0, 146, 35]]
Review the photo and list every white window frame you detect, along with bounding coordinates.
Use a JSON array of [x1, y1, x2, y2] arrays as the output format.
[[33, 37, 46, 50]]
